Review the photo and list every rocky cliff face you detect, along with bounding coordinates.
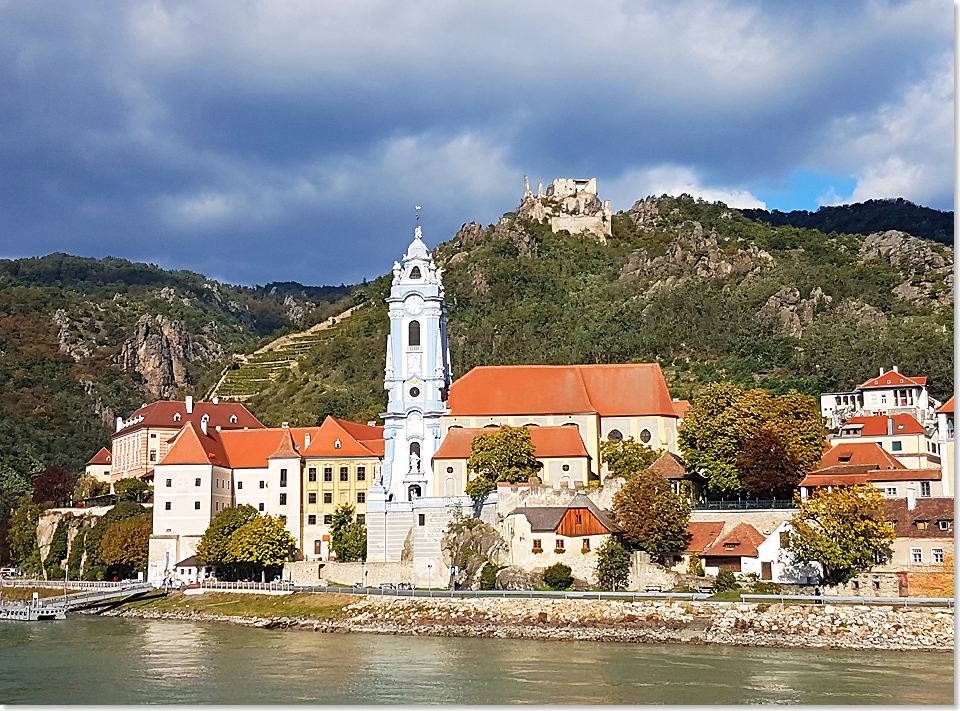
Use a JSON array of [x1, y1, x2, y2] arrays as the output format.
[[758, 287, 833, 338], [118, 315, 224, 397]]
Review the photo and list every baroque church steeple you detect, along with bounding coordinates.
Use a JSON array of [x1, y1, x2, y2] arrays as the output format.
[[377, 224, 452, 502]]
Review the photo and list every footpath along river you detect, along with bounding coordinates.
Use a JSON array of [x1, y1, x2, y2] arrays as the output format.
[[0, 615, 952, 705]]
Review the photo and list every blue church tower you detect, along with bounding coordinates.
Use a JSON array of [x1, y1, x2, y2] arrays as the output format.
[[375, 225, 452, 504]]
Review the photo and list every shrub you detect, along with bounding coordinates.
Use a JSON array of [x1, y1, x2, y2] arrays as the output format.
[[713, 569, 740, 592], [752, 581, 782, 595], [688, 553, 705, 577], [479, 562, 498, 590], [543, 562, 573, 591], [595, 538, 631, 591]]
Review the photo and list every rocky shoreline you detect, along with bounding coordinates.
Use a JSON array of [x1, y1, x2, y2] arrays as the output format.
[[106, 595, 953, 652]]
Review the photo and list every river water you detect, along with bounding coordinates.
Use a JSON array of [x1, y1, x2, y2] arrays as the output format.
[[0, 616, 952, 705]]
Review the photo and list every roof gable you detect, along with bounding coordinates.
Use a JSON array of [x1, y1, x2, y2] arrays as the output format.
[[268, 429, 300, 459], [447, 364, 678, 418], [938, 396, 954, 415], [858, 373, 927, 389], [302, 417, 385, 458], [158, 422, 231, 468], [648, 451, 688, 479], [114, 400, 264, 436], [85, 447, 112, 466], [703, 523, 766, 558]]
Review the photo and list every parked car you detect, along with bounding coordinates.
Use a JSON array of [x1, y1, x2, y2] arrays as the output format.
[[0, 568, 21, 578], [380, 582, 396, 590]]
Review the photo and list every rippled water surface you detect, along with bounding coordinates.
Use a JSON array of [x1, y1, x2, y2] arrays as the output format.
[[0, 616, 952, 705]]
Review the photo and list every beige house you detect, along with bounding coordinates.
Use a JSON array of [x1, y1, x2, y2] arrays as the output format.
[[84, 447, 113, 485], [874, 496, 954, 596], [936, 397, 954, 496], [441, 363, 688, 483], [800, 441, 946, 499], [820, 367, 941, 429], [831, 414, 939, 469]]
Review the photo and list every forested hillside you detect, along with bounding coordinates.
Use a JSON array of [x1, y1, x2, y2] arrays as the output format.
[[246, 195, 953, 428]]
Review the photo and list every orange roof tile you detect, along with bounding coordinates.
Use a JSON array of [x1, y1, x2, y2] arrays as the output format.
[[648, 451, 687, 479], [702, 523, 766, 559], [800, 467, 941, 488], [433, 426, 590, 460], [113, 400, 264, 437], [938, 396, 954, 415], [268, 429, 300, 459], [686, 521, 723, 553], [85, 447, 112, 466], [158, 422, 231, 468], [673, 400, 691, 419], [858, 373, 927, 389], [302, 417, 385, 458], [447, 364, 678, 418], [839, 414, 925, 436], [817, 442, 905, 471], [219, 427, 320, 469]]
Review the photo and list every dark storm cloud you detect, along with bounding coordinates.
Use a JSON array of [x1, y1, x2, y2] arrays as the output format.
[[0, 0, 951, 286]]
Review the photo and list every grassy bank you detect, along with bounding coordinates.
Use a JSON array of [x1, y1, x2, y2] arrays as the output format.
[[121, 591, 352, 619], [0, 586, 86, 601]]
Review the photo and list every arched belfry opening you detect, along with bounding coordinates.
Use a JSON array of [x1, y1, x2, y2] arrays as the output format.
[[409, 320, 420, 347]]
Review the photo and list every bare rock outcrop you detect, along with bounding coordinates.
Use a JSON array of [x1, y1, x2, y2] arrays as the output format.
[[759, 287, 833, 338], [860, 230, 950, 273], [118, 314, 224, 397], [833, 298, 888, 328], [442, 514, 507, 590]]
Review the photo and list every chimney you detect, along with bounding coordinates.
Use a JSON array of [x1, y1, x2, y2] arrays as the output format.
[[879, 367, 885, 376], [907, 488, 916, 511], [212, 396, 219, 405], [892, 365, 899, 373], [116, 416, 123, 433], [887, 417, 895, 436], [304, 433, 311, 449], [282, 422, 289, 428], [185, 395, 194, 414], [367, 421, 376, 426]]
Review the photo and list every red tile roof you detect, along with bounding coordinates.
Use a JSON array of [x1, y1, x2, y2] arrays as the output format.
[[447, 364, 679, 417], [158, 422, 232, 468], [858, 373, 927, 389], [113, 400, 264, 437], [702, 523, 766, 559], [218, 427, 320, 469], [800, 467, 942, 488], [938, 396, 954, 415], [268, 429, 300, 459], [85, 447, 112, 466], [673, 400, 691, 419], [839, 414, 925, 436], [686, 522, 724, 553], [881, 497, 954, 539], [433, 426, 590, 460], [648, 451, 687, 479], [818, 442, 905, 471], [302, 417, 385, 458]]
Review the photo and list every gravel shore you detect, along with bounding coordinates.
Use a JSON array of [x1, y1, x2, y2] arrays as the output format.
[[107, 595, 953, 651]]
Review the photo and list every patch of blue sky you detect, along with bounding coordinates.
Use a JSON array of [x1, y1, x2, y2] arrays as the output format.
[[754, 170, 858, 213]]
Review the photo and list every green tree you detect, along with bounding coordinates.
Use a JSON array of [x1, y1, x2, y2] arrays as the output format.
[[479, 561, 499, 590], [612, 469, 691, 555], [330, 504, 367, 562], [737, 429, 802, 498], [0, 461, 34, 521], [6, 502, 46, 575], [113, 477, 151, 502], [542, 562, 573, 590], [225, 514, 295, 580], [713, 569, 740, 592], [595, 538, 631, 591], [99, 513, 151, 579], [82, 501, 149, 580], [466, 426, 542, 504], [599, 437, 661, 478], [679, 382, 824, 494], [785, 485, 895, 585], [196, 505, 260, 570], [73, 474, 109, 503]]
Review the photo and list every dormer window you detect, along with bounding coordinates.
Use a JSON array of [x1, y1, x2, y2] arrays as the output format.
[[837, 455, 852, 463], [230, 415, 238, 424], [409, 266, 421, 279], [174, 413, 181, 422], [939, 520, 951, 531], [335, 439, 342, 449]]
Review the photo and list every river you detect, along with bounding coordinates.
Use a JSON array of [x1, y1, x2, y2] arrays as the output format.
[[0, 616, 952, 705]]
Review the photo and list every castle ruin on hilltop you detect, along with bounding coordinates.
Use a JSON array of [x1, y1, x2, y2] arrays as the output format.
[[518, 177, 613, 242]]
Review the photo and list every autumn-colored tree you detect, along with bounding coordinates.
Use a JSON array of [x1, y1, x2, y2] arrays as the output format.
[[785, 485, 895, 585], [31, 465, 74, 506], [73, 473, 109, 502], [600, 437, 661, 478], [196, 505, 260, 570], [99, 513, 151, 579], [612, 469, 690, 555], [330, 504, 366, 562], [738, 429, 802, 498], [225, 514, 295, 581], [679, 382, 824, 493], [465, 426, 542, 504]]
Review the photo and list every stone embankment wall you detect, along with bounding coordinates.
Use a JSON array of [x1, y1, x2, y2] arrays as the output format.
[[115, 596, 953, 652], [285, 560, 414, 587]]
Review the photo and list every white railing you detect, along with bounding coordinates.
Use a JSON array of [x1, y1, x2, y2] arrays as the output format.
[[0, 579, 130, 590], [741, 593, 954, 608], [198, 580, 295, 592]]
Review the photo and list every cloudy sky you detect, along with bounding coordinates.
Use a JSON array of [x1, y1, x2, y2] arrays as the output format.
[[0, 1, 953, 286]]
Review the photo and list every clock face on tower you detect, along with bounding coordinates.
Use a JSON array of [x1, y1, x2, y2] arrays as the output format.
[[404, 294, 424, 316]]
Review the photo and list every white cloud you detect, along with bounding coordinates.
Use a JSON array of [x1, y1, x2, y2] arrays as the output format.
[[603, 165, 766, 211]]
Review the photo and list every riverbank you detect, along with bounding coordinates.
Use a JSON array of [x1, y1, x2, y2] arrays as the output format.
[[105, 591, 953, 651]]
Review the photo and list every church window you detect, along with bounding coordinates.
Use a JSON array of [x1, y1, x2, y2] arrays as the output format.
[[607, 429, 623, 442], [280, 469, 287, 487], [562, 464, 570, 471], [409, 320, 421, 346], [410, 266, 421, 279], [640, 429, 652, 444], [446, 466, 454, 473]]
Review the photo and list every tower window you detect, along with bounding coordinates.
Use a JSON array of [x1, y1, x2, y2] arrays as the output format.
[[409, 266, 421, 279], [409, 320, 421, 347]]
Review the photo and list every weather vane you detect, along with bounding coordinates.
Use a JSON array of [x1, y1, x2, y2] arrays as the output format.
[[415, 205, 421, 222]]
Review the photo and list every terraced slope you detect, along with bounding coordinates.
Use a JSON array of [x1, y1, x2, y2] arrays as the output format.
[[210, 304, 363, 401]]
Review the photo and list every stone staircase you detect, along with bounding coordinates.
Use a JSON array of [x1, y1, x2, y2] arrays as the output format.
[[209, 304, 363, 401]]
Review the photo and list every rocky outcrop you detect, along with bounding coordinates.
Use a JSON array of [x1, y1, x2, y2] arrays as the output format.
[[53, 309, 95, 362], [442, 514, 508, 590], [860, 230, 951, 273], [833, 297, 888, 328], [759, 287, 833, 338], [118, 315, 224, 397], [625, 197, 661, 232], [282, 295, 305, 325], [453, 222, 486, 247], [622, 222, 775, 281]]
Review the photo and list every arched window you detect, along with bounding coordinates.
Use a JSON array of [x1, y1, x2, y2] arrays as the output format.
[[409, 266, 421, 279], [639, 429, 652, 444], [445, 478, 456, 496], [408, 484, 421, 500], [607, 429, 623, 442], [409, 320, 421, 346]]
